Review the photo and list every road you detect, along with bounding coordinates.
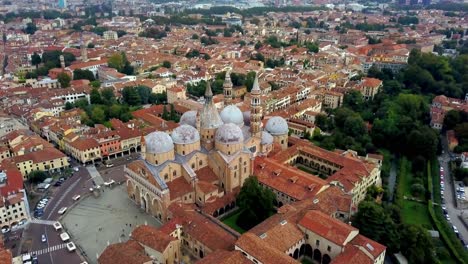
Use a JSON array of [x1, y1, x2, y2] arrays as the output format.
[[440, 135, 468, 242]]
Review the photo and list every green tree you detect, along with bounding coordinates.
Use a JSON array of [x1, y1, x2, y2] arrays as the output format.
[[162, 105, 169, 120], [136, 85, 151, 104], [24, 22, 37, 35], [74, 98, 89, 109], [91, 106, 105, 124], [162, 60, 171, 68], [64, 102, 74, 110], [343, 90, 365, 112], [236, 176, 276, 230], [122, 86, 141, 106], [149, 92, 166, 104], [73, 69, 95, 81], [101, 88, 115, 105], [400, 224, 435, 264], [352, 201, 400, 252], [57, 73, 71, 88], [108, 52, 125, 72], [90, 80, 101, 88], [27, 170, 48, 184], [444, 110, 461, 130], [87, 43, 95, 48], [31, 52, 41, 69], [90, 88, 102, 104]]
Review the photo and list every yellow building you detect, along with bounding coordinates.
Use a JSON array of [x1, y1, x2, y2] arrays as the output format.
[[10, 148, 69, 179], [0, 192, 29, 229]]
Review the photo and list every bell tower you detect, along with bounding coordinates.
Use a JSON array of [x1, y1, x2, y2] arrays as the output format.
[[250, 72, 262, 137], [223, 68, 233, 106]]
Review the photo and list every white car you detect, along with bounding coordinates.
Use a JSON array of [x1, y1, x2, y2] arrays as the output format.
[[105, 163, 114, 168], [1, 227, 9, 234], [72, 195, 81, 201], [66, 242, 76, 252], [73, 167, 79, 172], [58, 207, 68, 215], [41, 234, 47, 243], [440, 167, 444, 171]]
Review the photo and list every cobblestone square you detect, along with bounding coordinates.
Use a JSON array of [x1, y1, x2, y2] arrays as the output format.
[[62, 184, 161, 264]]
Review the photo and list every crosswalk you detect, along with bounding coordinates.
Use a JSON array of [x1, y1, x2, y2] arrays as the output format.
[[30, 219, 56, 226], [23, 243, 67, 257]]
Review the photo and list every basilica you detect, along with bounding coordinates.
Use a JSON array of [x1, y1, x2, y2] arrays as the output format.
[[124, 72, 289, 222]]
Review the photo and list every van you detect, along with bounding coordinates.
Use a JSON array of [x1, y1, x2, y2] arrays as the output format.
[[60, 232, 70, 242], [58, 207, 68, 215], [53, 222, 62, 231], [66, 242, 76, 252]]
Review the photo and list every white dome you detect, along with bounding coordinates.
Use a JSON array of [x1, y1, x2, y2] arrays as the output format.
[[243, 111, 251, 126], [265, 116, 288, 136], [180, 111, 198, 128], [261, 131, 274, 145], [171, 124, 200, 144], [215, 123, 244, 144], [220, 105, 244, 126], [145, 131, 174, 154]]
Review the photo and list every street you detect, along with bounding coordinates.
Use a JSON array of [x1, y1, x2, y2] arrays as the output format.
[[439, 135, 468, 242]]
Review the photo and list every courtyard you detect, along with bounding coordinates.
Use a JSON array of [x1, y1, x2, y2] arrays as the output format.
[[61, 184, 161, 264]]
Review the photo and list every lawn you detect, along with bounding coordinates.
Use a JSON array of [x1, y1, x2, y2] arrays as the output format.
[[398, 157, 414, 197], [401, 201, 432, 228], [221, 210, 246, 234]]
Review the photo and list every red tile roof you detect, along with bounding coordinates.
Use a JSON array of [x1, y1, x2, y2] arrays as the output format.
[[298, 210, 357, 246], [98, 240, 151, 264], [195, 250, 251, 264], [131, 225, 176, 252], [235, 233, 299, 264]]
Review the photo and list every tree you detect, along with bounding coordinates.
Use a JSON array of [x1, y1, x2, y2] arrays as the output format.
[[31, 52, 41, 69], [149, 92, 166, 104], [192, 34, 199, 39], [162, 105, 169, 120], [57, 73, 71, 88], [108, 52, 125, 72], [28, 170, 48, 184], [236, 176, 275, 230], [91, 106, 105, 124], [352, 201, 400, 252], [136, 86, 151, 105], [101, 88, 115, 105], [73, 69, 95, 81], [162, 60, 171, 69], [74, 98, 89, 109], [24, 22, 37, 35], [90, 88, 102, 104], [444, 110, 461, 130], [90, 80, 101, 88], [343, 90, 365, 112], [400, 224, 435, 264], [64, 102, 74, 110], [87, 43, 95, 48], [410, 183, 425, 197], [122, 86, 141, 106]]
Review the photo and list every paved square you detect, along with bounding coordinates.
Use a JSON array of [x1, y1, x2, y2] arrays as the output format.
[[62, 184, 161, 264]]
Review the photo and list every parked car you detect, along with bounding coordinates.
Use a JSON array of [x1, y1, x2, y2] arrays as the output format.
[[72, 195, 81, 201], [105, 163, 114, 168], [1, 227, 9, 234], [58, 207, 68, 215], [41, 234, 47, 243], [73, 167, 79, 172], [446, 215, 451, 221]]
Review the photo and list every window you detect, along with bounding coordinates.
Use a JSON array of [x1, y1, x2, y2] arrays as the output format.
[[327, 246, 331, 252], [305, 234, 309, 239], [164, 174, 168, 180], [316, 240, 320, 246], [199, 160, 202, 166]]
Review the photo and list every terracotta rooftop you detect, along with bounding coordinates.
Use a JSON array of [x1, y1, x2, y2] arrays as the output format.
[[131, 225, 176, 252], [235, 233, 299, 264], [98, 240, 151, 264], [195, 250, 250, 264], [298, 210, 357, 246]]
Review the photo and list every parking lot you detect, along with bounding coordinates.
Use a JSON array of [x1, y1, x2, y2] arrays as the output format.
[[62, 183, 161, 264]]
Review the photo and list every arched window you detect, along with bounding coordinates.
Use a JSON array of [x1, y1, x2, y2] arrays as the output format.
[[199, 160, 202, 166], [191, 163, 195, 169], [164, 174, 168, 180]]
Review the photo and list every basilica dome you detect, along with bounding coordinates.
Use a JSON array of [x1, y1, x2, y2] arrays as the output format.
[[220, 105, 244, 127], [265, 116, 289, 136], [179, 111, 198, 128], [145, 131, 174, 154], [171, 124, 200, 145], [261, 131, 274, 145], [215, 123, 244, 144]]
